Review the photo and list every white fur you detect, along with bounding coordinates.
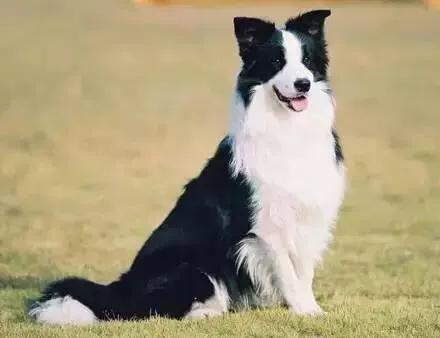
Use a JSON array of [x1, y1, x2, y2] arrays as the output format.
[[28, 296, 97, 325], [230, 30, 345, 314], [185, 276, 230, 319], [270, 31, 315, 99]]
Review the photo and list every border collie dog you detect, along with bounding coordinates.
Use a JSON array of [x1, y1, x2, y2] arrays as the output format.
[[29, 10, 345, 325]]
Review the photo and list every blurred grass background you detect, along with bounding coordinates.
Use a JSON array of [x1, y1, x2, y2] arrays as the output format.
[[1, 0, 440, 336]]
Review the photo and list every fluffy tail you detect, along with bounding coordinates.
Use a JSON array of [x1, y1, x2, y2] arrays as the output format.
[[29, 277, 119, 325]]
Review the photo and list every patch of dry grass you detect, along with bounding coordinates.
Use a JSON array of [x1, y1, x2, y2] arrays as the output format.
[[1, 0, 440, 336]]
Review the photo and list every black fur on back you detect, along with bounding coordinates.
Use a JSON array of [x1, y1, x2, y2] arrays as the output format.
[[39, 138, 256, 320], [34, 11, 344, 322]]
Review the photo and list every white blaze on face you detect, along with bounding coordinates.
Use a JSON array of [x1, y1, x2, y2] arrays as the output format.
[[269, 30, 314, 105]]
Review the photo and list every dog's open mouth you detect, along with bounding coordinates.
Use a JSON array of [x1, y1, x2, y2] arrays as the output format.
[[273, 86, 308, 112]]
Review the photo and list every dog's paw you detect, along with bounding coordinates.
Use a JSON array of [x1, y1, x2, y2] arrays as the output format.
[[289, 301, 326, 316], [184, 301, 226, 319], [185, 307, 224, 319]]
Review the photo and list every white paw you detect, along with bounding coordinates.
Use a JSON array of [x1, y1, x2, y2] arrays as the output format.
[[290, 301, 326, 316], [185, 304, 224, 319]]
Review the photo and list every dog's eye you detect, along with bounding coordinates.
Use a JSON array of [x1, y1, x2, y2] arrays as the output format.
[[271, 57, 283, 70], [303, 56, 311, 66]]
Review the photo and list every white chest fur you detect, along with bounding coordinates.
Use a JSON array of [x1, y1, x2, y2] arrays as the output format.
[[230, 84, 345, 309], [231, 84, 345, 234]]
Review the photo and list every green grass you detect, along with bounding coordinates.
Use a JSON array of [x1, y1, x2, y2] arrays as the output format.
[[1, 0, 440, 336]]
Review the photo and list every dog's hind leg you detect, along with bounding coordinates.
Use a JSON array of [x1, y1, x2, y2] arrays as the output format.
[[30, 263, 231, 324], [184, 274, 229, 319], [118, 263, 230, 320]]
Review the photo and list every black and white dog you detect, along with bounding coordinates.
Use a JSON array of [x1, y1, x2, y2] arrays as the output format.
[[29, 10, 345, 325]]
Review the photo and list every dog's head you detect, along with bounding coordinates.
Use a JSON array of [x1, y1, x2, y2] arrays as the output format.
[[234, 10, 331, 112]]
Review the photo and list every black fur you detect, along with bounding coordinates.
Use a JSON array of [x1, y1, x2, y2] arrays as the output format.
[[39, 138, 255, 320], [235, 11, 331, 107], [285, 10, 330, 82], [332, 129, 344, 163], [234, 18, 285, 106], [34, 11, 343, 322]]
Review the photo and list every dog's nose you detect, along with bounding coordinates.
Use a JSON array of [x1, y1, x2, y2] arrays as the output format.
[[294, 78, 311, 93]]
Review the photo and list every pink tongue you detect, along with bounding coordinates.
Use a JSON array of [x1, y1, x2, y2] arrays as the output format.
[[290, 97, 308, 112]]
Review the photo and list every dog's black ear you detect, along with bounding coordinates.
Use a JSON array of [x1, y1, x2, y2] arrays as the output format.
[[233, 17, 275, 62], [285, 10, 331, 37]]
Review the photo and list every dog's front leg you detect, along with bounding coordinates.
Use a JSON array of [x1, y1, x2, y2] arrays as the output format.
[[260, 230, 322, 315], [271, 249, 323, 315], [290, 255, 325, 315]]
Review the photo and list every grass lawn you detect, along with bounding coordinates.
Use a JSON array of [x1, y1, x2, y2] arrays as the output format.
[[1, 0, 440, 336]]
